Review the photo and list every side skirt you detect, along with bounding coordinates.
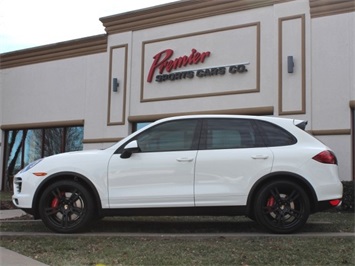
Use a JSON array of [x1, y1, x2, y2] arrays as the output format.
[[101, 206, 247, 217]]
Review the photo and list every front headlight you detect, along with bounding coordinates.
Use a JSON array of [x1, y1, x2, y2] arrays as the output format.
[[19, 158, 44, 173]]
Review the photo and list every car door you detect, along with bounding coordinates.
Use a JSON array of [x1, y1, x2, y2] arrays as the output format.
[[194, 118, 273, 206], [107, 119, 201, 208]]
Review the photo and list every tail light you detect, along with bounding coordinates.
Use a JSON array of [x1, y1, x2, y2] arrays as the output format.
[[312, 150, 338, 165], [329, 199, 342, 206]]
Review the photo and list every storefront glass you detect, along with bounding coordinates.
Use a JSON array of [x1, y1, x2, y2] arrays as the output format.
[[44, 128, 63, 157], [136, 122, 151, 131], [65, 126, 84, 152], [2, 126, 83, 191], [24, 129, 43, 166]]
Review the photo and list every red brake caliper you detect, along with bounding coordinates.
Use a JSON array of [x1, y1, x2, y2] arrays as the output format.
[[51, 192, 64, 208], [51, 197, 59, 208], [267, 196, 275, 207]]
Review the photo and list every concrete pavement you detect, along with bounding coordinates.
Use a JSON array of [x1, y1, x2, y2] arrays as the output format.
[[1, 209, 49, 266], [0, 247, 48, 266], [0, 209, 26, 219]]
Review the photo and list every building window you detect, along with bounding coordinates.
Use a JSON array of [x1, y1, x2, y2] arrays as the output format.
[[2, 126, 83, 190], [134, 122, 151, 132], [352, 108, 355, 180]]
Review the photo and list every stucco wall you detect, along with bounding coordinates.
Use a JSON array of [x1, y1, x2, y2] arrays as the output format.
[[311, 12, 355, 180], [0, 0, 354, 181]]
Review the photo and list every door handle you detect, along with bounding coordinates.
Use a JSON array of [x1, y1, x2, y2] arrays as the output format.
[[176, 157, 194, 162], [252, 155, 269, 159]]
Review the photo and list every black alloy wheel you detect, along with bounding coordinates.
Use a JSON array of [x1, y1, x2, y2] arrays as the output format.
[[39, 180, 94, 233], [254, 180, 310, 234]]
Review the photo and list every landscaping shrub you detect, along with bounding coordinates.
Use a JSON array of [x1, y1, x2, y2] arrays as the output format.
[[340, 181, 354, 212]]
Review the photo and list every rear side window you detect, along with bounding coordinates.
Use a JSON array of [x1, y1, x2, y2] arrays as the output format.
[[201, 119, 264, 150], [256, 120, 297, 147]]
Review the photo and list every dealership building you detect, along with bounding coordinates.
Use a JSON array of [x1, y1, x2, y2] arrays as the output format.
[[0, 0, 354, 190]]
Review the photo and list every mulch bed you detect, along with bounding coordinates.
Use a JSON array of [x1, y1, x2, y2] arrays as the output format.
[[0, 200, 16, 210]]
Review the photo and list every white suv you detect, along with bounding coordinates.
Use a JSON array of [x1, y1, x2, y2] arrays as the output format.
[[13, 115, 342, 234]]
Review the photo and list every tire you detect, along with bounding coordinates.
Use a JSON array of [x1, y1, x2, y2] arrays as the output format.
[[38, 180, 94, 233], [254, 180, 310, 234]]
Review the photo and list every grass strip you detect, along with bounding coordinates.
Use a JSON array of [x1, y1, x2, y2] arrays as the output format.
[[1, 235, 354, 265]]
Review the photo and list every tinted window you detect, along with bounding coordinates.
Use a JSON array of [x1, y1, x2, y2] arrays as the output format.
[[136, 119, 199, 152], [202, 119, 262, 150], [256, 120, 297, 146]]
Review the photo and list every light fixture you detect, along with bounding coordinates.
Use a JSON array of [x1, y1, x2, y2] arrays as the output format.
[[112, 78, 119, 92], [287, 56, 294, 73]]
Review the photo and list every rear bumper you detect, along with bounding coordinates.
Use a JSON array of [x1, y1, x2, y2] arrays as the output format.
[[315, 199, 342, 212]]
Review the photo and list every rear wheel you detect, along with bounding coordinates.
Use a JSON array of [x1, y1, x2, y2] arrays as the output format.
[[39, 180, 94, 233], [254, 180, 310, 234]]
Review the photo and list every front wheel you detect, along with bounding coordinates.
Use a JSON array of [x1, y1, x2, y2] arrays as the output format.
[[254, 180, 310, 234], [38, 180, 94, 233]]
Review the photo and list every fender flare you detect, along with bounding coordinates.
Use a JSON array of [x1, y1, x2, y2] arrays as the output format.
[[246, 171, 319, 216], [32, 171, 102, 219]]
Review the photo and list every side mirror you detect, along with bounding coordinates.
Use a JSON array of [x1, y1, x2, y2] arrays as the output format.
[[120, 140, 140, 159]]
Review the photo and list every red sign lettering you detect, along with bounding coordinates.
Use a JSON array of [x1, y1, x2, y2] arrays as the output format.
[[147, 48, 211, 82]]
